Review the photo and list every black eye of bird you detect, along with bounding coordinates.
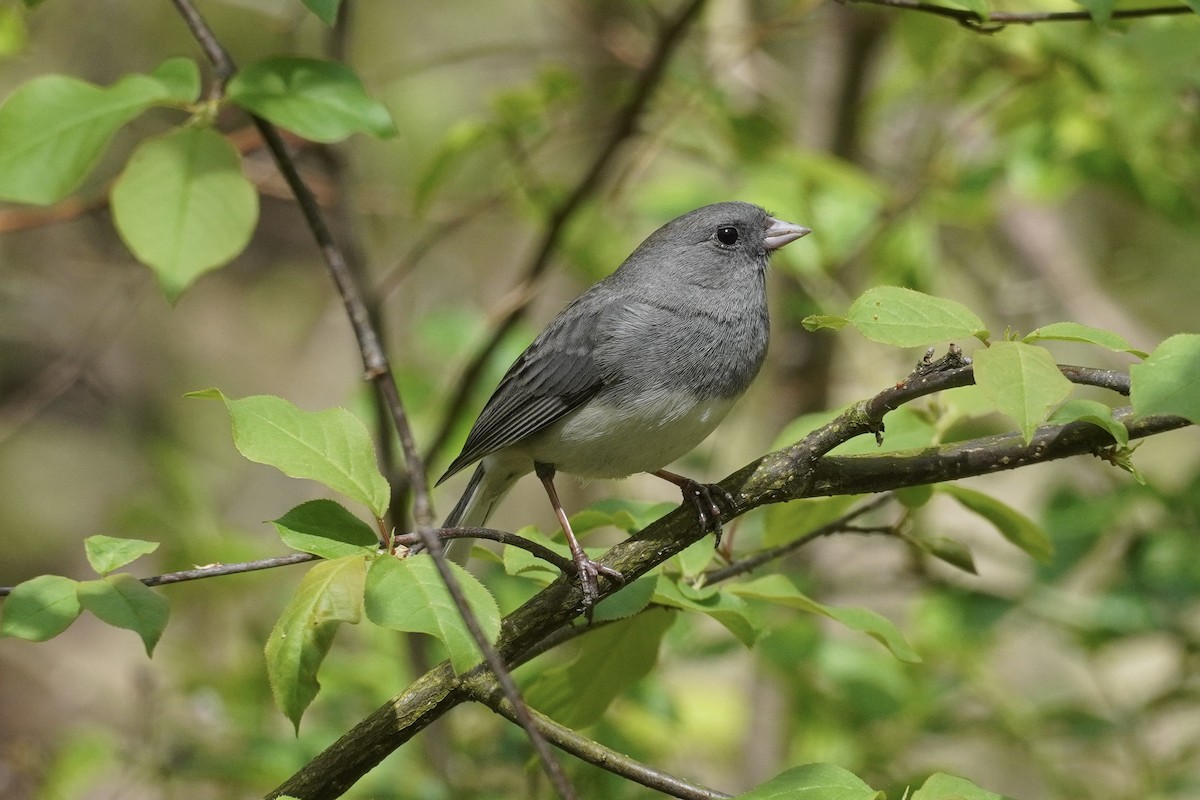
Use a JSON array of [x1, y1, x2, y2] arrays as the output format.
[[716, 226, 739, 246]]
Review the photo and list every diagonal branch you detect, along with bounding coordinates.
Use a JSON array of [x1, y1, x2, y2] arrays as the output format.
[[270, 356, 1191, 798], [840, 0, 1196, 32]]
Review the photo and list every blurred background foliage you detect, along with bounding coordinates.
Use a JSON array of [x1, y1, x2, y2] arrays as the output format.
[[1, 0, 1199, 798]]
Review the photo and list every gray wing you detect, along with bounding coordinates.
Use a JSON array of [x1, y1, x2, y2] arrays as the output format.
[[437, 294, 613, 482]]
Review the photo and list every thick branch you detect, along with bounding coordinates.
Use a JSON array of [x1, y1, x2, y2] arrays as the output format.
[[841, 0, 1196, 32]]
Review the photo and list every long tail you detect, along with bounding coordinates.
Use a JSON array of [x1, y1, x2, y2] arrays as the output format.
[[441, 458, 521, 558]]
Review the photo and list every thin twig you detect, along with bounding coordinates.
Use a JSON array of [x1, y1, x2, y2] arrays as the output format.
[[394, 527, 577, 574], [841, 0, 1195, 32], [423, 0, 710, 467], [166, 2, 576, 797]]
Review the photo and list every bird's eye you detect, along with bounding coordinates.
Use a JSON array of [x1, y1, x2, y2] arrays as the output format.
[[716, 226, 739, 246]]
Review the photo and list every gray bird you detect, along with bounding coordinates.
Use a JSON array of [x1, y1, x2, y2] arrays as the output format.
[[437, 201, 811, 611]]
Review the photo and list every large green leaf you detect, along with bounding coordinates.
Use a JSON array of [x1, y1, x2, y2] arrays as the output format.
[[940, 484, 1053, 562], [847, 287, 988, 347], [264, 556, 366, 732], [652, 577, 761, 647], [1023, 322, 1146, 357], [364, 555, 500, 674], [0, 574, 82, 642], [272, 499, 380, 559], [524, 608, 673, 728], [226, 57, 396, 142], [911, 772, 1012, 800], [83, 535, 159, 575], [111, 126, 259, 299], [0, 58, 199, 203], [190, 390, 390, 518], [728, 574, 920, 662], [76, 573, 169, 657], [735, 763, 882, 800], [1048, 399, 1128, 446], [1131, 334, 1200, 424], [973, 341, 1073, 443]]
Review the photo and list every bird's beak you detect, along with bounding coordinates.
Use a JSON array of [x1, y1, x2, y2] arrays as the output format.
[[763, 217, 812, 251]]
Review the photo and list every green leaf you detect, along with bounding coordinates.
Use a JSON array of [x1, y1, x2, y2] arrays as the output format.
[[973, 341, 1073, 443], [911, 535, 977, 575], [525, 608, 673, 728], [1072, 0, 1116, 26], [735, 763, 882, 800], [591, 575, 657, 622], [847, 287, 988, 348], [895, 484, 933, 509], [801, 314, 849, 332], [940, 484, 1053, 562], [189, 390, 390, 518], [0, 5, 28, 58], [652, 577, 761, 647], [763, 496, 861, 548], [1131, 334, 1200, 424], [76, 573, 169, 657], [1024, 321, 1146, 358], [301, 0, 341, 25], [1048, 399, 1128, 446], [912, 772, 1011, 800], [364, 556, 501, 674], [0, 575, 82, 641], [83, 535, 159, 575], [942, 0, 990, 18], [226, 57, 396, 142], [265, 556, 365, 731], [0, 68, 181, 203], [147, 57, 202, 104], [111, 126, 259, 299], [728, 574, 920, 662], [272, 499, 380, 559]]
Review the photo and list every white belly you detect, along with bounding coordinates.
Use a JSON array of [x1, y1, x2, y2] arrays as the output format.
[[518, 392, 735, 479]]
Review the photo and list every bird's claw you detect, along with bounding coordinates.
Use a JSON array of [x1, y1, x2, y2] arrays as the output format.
[[571, 555, 625, 621], [677, 480, 735, 547]]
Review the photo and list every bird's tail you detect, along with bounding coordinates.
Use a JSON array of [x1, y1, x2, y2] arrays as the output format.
[[441, 459, 520, 558]]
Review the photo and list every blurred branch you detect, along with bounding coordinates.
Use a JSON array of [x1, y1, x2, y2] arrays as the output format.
[[167, 1, 577, 797], [271, 353, 1191, 798], [839, 0, 1196, 32], [423, 0, 710, 467]]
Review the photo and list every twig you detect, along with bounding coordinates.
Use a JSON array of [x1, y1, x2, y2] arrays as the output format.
[[467, 669, 733, 800], [166, 2, 576, 797], [423, 0, 710, 467], [840, 0, 1195, 32], [394, 527, 577, 574]]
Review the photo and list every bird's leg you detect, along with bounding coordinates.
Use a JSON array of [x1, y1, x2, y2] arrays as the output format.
[[534, 462, 624, 619], [652, 469, 735, 547]]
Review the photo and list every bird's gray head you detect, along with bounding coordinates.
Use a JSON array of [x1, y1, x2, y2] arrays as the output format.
[[615, 201, 811, 290]]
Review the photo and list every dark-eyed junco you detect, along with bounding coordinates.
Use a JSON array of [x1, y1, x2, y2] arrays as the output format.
[[437, 201, 811, 611]]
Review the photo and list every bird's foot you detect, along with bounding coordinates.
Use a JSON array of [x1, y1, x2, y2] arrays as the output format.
[[676, 479, 735, 547], [571, 553, 624, 620]]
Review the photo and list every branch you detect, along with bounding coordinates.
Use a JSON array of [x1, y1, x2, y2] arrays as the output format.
[[423, 0, 710, 466], [840, 0, 1196, 32], [271, 355, 1191, 797]]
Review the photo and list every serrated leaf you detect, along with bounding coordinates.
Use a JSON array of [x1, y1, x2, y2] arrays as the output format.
[[0, 68, 180, 203], [190, 390, 390, 518], [940, 484, 1053, 562], [653, 576, 761, 647], [591, 576, 657, 622], [801, 314, 849, 332], [226, 57, 396, 142], [265, 556, 365, 731], [973, 341, 1073, 443], [735, 763, 882, 800], [272, 499, 380, 559], [1024, 322, 1146, 357], [913, 535, 977, 575], [847, 287, 988, 348], [502, 525, 565, 583], [1131, 334, 1200, 424], [1048, 399, 1128, 446], [0, 575, 82, 641], [111, 126, 259, 299], [76, 573, 169, 657], [728, 574, 920, 662], [912, 772, 1011, 800], [364, 556, 500, 674], [525, 608, 673, 728], [301, 0, 341, 25], [83, 535, 159, 575]]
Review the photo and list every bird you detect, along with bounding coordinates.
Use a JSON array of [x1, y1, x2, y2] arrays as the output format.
[[436, 201, 811, 613]]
